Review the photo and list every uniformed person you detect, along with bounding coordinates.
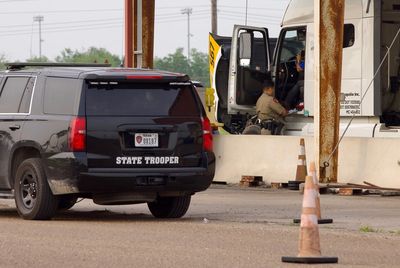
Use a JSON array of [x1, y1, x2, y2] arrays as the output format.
[[256, 80, 288, 135]]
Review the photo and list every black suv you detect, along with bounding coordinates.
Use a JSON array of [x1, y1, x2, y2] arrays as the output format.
[[0, 63, 215, 220]]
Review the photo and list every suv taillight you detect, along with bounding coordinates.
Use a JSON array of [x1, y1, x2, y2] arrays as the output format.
[[202, 117, 213, 152], [68, 117, 86, 152]]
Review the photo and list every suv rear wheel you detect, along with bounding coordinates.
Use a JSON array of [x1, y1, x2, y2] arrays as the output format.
[[14, 158, 59, 220], [148, 195, 191, 218]]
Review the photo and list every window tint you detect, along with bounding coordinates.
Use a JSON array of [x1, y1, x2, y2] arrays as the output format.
[[343, 24, 355, 48], [44, 77, 79, 115], [0, 76, 29, 113], [86, 83, 200, 116], [18, 77, 35, 113]]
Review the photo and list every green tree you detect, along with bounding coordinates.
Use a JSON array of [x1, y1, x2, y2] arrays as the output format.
[[26, 56, 50, 63], [55, 47, 122, 67], [190, 49, 209, 87], [154, 48, 209, 87], [0, 54, 6, 70]]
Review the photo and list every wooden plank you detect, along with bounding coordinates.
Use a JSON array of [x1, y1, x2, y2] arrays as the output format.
[[363, 181, 379, 187], [270, 182, 282, 189], [338, 188, 363, 196], [239, 181, 259, 187], [240, 176, 263, 183]]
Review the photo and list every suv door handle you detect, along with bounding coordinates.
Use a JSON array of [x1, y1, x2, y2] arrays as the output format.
[[9, 125, 21, 131]]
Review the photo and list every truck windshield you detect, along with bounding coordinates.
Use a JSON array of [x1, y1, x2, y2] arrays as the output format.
[[86, 83, 200, 116]]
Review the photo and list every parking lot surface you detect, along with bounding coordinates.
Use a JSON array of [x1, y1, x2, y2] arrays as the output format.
[[0, 185, 399, 267]]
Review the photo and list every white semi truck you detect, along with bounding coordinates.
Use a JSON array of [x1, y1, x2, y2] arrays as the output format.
[[209, 0, 400, 137]]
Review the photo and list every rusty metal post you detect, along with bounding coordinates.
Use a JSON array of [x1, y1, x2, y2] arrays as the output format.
[[124, 0, 135, 67], [124, 0, 154, 68], [317, 0, 345, 183], [142, 0, 155, 68]]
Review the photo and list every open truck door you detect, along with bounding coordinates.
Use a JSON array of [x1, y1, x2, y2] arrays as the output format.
[[227, 25, 272, 115], [209, 25, 272, 133]]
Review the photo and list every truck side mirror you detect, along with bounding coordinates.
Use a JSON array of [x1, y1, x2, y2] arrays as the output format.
[[239, 32, 252, 67], [297, 29, 306, 42]]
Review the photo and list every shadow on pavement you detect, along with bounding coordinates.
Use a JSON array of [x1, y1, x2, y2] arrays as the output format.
[[0, 206, 202, 222]]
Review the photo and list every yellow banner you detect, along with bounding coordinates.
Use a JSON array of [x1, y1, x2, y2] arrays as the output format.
[[208, 33, 221, 89]]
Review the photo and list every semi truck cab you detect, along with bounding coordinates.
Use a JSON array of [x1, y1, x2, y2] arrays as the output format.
[[210, 0, 400, 137]]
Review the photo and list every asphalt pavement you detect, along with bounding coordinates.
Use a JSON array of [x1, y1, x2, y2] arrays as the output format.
[[0, 185, 399, 267]]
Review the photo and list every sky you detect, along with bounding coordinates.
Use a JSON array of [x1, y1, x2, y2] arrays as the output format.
[[0, 0, 290, 61]]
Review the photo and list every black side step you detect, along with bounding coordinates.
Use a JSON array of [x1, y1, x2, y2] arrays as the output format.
[[0, 190, 14, 199]]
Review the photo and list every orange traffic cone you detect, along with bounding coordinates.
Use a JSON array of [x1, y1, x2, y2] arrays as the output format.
[[310, 162, 333, 224], [293, 162, 333, 224], [282, 175, 338, 264], [288, 138, 307, 190]]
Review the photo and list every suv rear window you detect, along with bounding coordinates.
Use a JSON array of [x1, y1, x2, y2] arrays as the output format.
[[86, 83, 200, 116], [44, 77, 80, 115]]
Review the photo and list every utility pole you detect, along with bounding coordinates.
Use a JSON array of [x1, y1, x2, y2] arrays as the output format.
[[33, 15, 44, 58], [124, 0, 154, 68], [136, 0, 143, 68], [211, 0, 218, 35], [245, 0, 248, 25], [181, 8, 192, 63]]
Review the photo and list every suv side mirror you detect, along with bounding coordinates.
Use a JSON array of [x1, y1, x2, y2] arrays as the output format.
[[239, 32, 252, 67]]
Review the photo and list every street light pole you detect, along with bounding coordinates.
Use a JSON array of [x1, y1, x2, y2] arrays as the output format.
[[211, 0, 218, 34], [33, 15, 44, 58], [181, 8, 192, 63], [245, 0, 248, 25]]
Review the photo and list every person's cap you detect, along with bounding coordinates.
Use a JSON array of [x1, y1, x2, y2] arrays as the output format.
[[263, 80, 274, 88]]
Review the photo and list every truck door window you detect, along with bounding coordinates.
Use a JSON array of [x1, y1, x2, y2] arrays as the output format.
[[235, 29, 269, 105], [275, 28, 306, 110], [239, 32, 252, 67]]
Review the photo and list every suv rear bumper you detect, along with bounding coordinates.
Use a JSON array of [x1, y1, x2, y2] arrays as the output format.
[[78, 167, 214, 193], [44, 153, 215, 195]]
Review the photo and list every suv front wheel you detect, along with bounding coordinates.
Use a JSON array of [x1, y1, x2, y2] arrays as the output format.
[[148, 195, 191, 218], [14, 158, 59, 220]]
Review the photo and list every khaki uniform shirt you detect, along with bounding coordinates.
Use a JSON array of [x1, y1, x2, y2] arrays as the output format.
[[256, 93, 286, 122]]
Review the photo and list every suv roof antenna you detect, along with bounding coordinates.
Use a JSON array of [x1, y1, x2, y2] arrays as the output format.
[[5, 62, 112, 71]]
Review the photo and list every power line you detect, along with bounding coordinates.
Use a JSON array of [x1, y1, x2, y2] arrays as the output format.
[[0, 8, 123, 15], [0, 15, 211, 37], [0, 18, 123, 29], [0, 6, 210, 15], [218, 5, 284, 11], [219, 10, 282, 20], [0, 21, 123, 34], [0, 0, 37, 3]]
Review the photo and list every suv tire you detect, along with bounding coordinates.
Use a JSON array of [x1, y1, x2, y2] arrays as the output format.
[[148, 195, 191, 218], [14, 158, 59, 220]]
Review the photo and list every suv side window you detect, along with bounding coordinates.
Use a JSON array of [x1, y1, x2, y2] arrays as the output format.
[[0, 76, 30, 113], [44, 77, 79, 115], [19, 77, 36, 113]]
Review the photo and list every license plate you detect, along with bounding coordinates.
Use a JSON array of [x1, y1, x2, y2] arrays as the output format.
[[135, 133, 158, 147]]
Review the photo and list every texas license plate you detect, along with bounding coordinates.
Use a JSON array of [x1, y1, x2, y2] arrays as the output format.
[[134, 133, 159, 147]]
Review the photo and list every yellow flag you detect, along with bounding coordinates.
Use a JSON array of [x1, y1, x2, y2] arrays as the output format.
[[209, 33, 221, 89]]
